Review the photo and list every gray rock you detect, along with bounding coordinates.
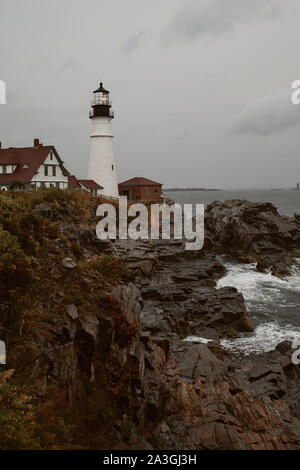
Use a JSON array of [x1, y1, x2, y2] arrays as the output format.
[[62, 257, 77, 269], [35, 203, 53, 218], [66, 304, 78, 320]]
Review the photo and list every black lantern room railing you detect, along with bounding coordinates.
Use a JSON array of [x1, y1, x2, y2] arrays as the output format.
[[89, 109, 114, 119]]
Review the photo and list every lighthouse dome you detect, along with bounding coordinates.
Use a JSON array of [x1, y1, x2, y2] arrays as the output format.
[[93, 82, 109, 94]]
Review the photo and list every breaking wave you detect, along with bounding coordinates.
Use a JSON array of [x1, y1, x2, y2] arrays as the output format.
[[185, 258, 300, 355], [216, 258, 300, 354]]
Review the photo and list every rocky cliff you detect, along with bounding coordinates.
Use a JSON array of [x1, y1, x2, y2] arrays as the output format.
[[1, 190, 300, 450]]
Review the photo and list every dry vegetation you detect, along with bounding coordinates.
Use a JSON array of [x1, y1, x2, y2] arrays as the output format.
[[0, 188, 136, 449]]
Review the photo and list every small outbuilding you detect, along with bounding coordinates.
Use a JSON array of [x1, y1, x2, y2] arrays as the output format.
[[68, 175, 103, 196], [118, 177, 163, 202]]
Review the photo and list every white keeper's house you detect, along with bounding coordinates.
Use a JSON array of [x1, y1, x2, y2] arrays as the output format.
[[0, 138, 102, 195], [0, 81, 120, 198]]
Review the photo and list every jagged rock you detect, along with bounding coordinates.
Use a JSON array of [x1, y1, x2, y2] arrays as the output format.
[[205, 200, 300, 274], [79, 313, 99, 342], [4, 194, 300, 450], [66, 304, 78, 320]]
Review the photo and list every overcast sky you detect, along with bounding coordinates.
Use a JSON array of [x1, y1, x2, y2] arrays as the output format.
[[1, 0, 300, 189]]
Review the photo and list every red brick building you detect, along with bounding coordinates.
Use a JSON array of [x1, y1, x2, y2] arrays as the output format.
[[118, 177, 163, 202]]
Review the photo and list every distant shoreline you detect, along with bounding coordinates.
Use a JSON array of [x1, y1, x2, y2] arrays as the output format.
[[164, 188, 222, 192]]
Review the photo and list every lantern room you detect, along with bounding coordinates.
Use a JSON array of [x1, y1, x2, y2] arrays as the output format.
[[90, 82, 114, 118]]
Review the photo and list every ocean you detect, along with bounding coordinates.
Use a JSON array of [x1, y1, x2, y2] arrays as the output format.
[[165, 189, 300, 216], [166, 189, 300, 354]]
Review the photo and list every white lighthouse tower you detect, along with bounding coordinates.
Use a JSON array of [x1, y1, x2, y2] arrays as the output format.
[[88, 82, 119, 197]]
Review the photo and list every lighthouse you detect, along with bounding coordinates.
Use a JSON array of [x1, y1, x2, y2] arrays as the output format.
[[88, 82, 119, 197]]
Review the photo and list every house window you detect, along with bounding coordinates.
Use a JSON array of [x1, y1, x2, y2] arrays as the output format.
[[145, 187, 150, 195], [44, 165, 48, 176], [52, 166, 56, 177], [56, 182, 60, 188], [3, 165, 7, 174], [50, 152, 53, 161], [23, 164, 29, 169]]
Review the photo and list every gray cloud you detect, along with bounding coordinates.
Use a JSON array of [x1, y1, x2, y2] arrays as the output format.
[[1, 0, 300, 189], [232, 90, 300, 136], [121, 31, 145, 54], [164, 0, 280, 41], [58, 57, 82, 74]]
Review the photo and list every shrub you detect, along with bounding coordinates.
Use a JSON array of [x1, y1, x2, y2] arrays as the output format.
[[0, 195, 43, 255], [89, 254, 134, 283], [0, 226, 36, 290], [0, 382, 42, 450], [101, 295, 138, 348]]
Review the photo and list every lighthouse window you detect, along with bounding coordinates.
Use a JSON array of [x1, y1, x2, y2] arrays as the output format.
[[112, 165, 114, 171]]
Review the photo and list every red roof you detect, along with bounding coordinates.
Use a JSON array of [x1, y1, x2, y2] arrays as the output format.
[[79, 179, 103, 190], [119, 177, 162, 187], [0, 144, 68, 184], [68, 176, 102, 190], [68, 175, 81, 189]]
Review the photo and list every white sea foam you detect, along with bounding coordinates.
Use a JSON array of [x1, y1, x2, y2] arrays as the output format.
[[184, 336, 212, 344], [221, 322, 300, 355], [215, 258, 300, 354], [183, 259, 300, 354], [217, 260, 300, 312]]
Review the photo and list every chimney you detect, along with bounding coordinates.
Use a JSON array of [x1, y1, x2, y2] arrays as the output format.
[[33, 139, 43, 148]]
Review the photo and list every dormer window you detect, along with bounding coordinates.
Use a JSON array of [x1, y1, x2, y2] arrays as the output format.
[[0, 165, 17, 174], [23, 164, 29, 169]]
